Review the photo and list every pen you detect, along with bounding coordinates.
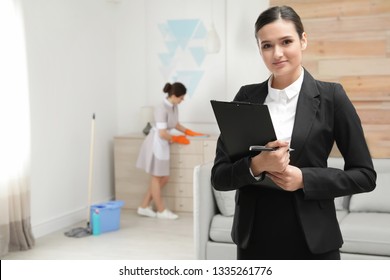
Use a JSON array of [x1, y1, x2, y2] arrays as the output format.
[[249, 145, 295, 152]]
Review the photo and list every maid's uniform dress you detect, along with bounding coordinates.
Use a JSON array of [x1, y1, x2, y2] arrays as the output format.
[[136, 99, 178, 176]]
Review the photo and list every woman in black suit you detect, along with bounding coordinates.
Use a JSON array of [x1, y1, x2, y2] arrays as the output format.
[[211, 5, 376, 260]]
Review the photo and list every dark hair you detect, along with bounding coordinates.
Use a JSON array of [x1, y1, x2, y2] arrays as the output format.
[[255, 6, 304, 39], [163, 82, 187, 97]]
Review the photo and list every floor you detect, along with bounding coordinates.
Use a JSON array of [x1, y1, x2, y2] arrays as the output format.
[[3, 209, 195, 260]]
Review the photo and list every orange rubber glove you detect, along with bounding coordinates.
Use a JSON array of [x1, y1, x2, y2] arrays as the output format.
[[185, 129, 206, 137], [171, 135, 190, 145]]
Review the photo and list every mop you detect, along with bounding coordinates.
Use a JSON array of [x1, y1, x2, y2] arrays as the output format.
[[64, 113, 95, 238]]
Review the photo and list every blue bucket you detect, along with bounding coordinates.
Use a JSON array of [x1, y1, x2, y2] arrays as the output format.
[[90, 200, 124, 234]]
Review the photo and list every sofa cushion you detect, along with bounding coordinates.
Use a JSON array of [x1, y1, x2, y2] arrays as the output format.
[[372, 158, 389, 173], [327, 157, 344, 169], [209, 214, 234, 243], [340, 212, 390, 256], [206, 241, 237, 260], [334, 196, 350, 211], [212, 189, 236, 216], [349, 172, 390, 213], [336, 210, 348, 222]]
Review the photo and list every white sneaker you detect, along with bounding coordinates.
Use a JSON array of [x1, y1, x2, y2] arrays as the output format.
[[137, 206, 156, 218], [157, 209, 179, 220]]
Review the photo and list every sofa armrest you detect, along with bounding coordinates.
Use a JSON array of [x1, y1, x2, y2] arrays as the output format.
[[193, 161, 218, 259]]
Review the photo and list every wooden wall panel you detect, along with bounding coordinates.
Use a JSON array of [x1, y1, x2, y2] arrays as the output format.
[[364, 125, 390, 158], [387, 31, 390, 55], [340, 76, 390, 98], [356, 108, 390, 124], [270, 0, 390, 158], [318, 58, 390, 77], [272, 0, 390, 18], [305, 40, 386, 59], [303, 15, 390, 34]]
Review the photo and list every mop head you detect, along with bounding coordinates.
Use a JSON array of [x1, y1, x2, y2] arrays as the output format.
[[64, 226, 91, 238]]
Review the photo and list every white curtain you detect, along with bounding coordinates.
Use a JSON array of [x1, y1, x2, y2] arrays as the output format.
[[0, 0, 34, 257]]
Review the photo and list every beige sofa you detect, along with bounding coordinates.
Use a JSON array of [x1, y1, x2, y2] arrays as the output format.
[[193, 158, 390, 260]]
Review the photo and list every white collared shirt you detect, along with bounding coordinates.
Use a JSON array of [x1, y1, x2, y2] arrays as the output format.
[[264, 68, 304, 142], [249, 68, 304, 179]]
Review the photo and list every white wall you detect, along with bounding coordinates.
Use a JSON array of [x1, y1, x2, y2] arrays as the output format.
[[116, 0, 270, 135], [21, 0, 118, 237], [144, 0, 227, 132], [115, 0, 147, 134], [226, 0, 269, 100], [21, 0, 269, 238]]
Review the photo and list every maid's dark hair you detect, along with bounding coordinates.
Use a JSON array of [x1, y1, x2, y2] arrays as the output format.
[[163, 82, 187, 97]]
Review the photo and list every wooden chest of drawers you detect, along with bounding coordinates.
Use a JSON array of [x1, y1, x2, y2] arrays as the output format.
[[114, 133, 217, 212]]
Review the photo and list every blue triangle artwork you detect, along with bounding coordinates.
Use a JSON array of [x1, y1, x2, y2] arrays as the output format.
[[158, 19, 210, 97]]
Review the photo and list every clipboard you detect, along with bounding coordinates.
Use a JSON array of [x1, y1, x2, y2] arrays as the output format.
[[211, 100, 282, 190], [210, 100, 277, 161]]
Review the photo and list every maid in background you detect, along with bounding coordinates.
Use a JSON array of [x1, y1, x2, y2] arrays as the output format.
[[136, 82, 207, 219]]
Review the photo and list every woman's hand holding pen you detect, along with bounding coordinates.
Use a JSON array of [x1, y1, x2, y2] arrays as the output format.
[[250, 139, 303, 191], [250, 140, 290, 175]]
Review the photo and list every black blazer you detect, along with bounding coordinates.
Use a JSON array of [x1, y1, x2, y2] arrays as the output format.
[[211, 69, 376, 254]]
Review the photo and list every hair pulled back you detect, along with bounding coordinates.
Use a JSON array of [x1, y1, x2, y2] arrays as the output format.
[[163, 82, 187, 97], [255, 6, 304, 39]]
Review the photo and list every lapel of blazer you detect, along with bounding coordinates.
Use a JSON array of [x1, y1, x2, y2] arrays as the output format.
[[249, 81, 269, 104], [290, 69, 321, 164]]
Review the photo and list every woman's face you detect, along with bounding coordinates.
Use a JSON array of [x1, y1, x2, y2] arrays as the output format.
[[256, 19, 307, 84]]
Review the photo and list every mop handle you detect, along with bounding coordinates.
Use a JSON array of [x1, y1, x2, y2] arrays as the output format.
[[87, 113, 95, 224]]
